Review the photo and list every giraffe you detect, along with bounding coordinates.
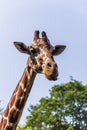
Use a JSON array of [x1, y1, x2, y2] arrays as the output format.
[[0, 31, 66, 130]]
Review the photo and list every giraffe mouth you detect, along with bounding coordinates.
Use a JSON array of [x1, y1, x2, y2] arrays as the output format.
[[50, 67, 58, 81], [45, 67, 58, 81], [46, 75, 57, 81], [46, 73, 58, 81], [50, 74, 58, 81], [50, 76, 57, 81]]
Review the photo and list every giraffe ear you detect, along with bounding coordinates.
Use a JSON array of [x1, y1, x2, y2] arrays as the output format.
[[13, 42, 31, 54], [52, 45, 66, 56]]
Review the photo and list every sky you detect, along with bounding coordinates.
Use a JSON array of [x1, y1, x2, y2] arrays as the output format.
[[0, 0, 87, 125]]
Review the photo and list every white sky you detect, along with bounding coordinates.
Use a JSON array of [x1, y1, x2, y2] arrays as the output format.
[[0, 0, 87, 125]]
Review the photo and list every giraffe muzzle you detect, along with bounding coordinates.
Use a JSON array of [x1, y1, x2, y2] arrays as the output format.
[[45, 62, 58, 81]]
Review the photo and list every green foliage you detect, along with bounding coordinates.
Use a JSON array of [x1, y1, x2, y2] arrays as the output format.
[[25, 80, 87, 130], [17, 126, 32, 130]]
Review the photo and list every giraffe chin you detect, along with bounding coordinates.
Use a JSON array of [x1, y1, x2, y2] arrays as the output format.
[[51, 77, 57, 81], [46, 75, 57, 81]]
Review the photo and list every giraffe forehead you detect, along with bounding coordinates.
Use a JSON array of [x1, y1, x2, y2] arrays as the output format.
[[37, 48, 53, 61], [32, 38, 52, 52]]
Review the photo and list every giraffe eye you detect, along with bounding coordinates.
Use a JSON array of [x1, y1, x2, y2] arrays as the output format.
[[30, 47, 40, 56], [38, 58, 43, 65], [30, 47, 36, 55]]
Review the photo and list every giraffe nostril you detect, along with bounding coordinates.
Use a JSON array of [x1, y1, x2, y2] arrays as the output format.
[[55, 64, 58, 68], [47, 63, 52, 68]]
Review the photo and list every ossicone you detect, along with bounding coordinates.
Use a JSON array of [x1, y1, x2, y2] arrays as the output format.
[[41, 31, 48, 42], [34, 30, 40, 41]]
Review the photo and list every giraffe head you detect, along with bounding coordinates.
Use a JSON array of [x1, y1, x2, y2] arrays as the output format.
[[14, 31, 66, 81]]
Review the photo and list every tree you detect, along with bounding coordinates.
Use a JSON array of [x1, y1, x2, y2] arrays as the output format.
[[17, 126, 32, 130], [25, 80, 87, 130]]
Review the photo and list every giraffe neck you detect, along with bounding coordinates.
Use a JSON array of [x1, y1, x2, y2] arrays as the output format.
[[0, 64, 36, 130]]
